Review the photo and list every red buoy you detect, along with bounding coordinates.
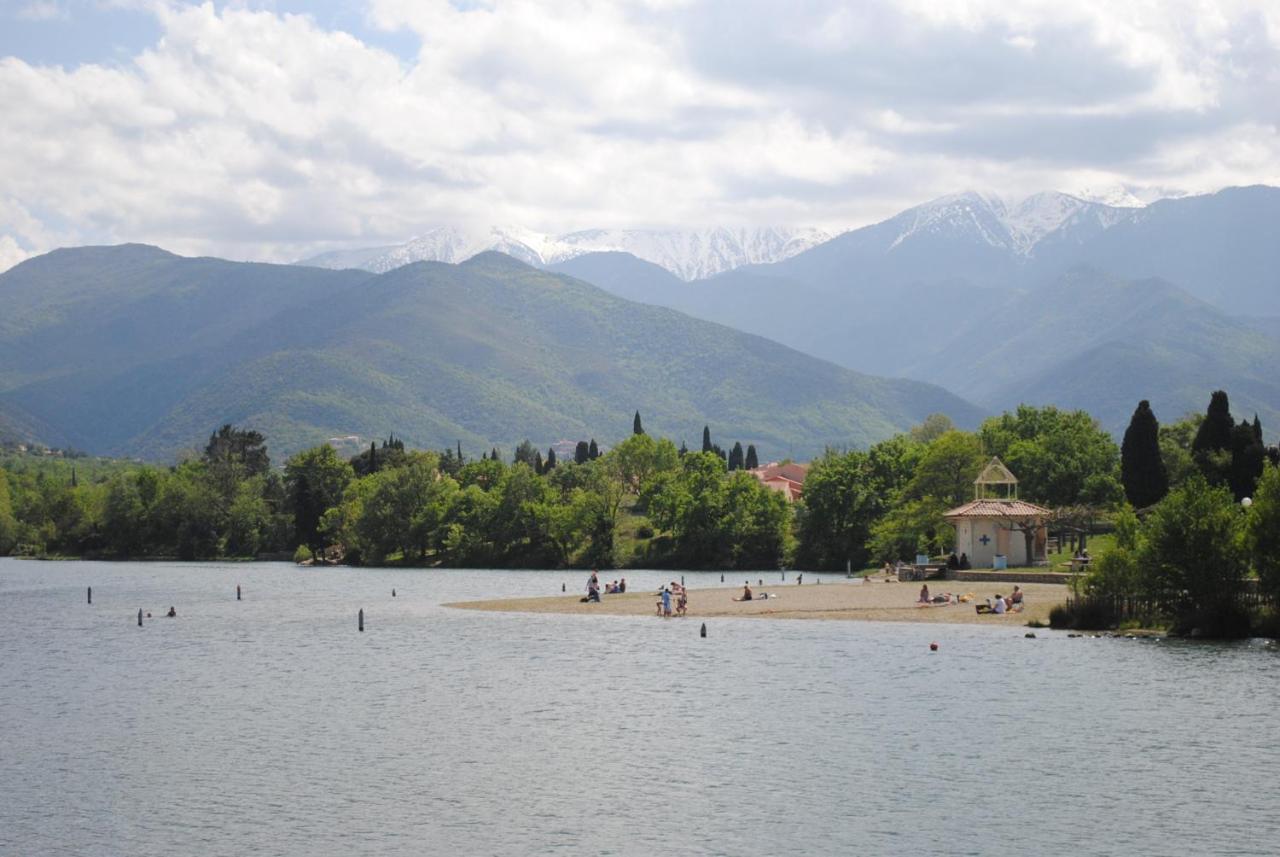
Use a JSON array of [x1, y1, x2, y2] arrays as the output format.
[[929, 642, 939, 651]]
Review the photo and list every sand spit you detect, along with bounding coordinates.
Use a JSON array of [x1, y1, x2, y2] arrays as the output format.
[[446, 579, 1066, 625]]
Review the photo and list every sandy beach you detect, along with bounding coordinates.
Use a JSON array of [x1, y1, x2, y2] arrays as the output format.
[[446, 578, 1066, 625]]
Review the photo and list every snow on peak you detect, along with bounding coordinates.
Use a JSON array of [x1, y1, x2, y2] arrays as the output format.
[[887, 189, 1139, 255], [304, 226, 831, 280]]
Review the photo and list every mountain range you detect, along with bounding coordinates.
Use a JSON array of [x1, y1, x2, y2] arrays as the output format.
[[299, 225, 832, 281], [548, 186, 1280, 438], [0, 244, 981, 460]]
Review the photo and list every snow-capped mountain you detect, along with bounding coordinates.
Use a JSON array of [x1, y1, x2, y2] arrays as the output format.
[[883, 190, 1137, 257], [298, 226, 832, 281]]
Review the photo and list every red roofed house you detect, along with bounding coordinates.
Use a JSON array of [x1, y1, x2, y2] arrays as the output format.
[[943, 458, 1051, 568], [748, 461, 809, 503]]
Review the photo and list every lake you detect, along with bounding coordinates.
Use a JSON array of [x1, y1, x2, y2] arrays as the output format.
[[2, 559, 1278, 856]]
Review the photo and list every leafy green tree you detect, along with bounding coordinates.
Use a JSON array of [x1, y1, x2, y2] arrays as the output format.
[[1159, 413, 1203, 490], [633, 410, 644, 435], [1121, 400, 1168, 509], [285, 445, 354, 550], [1140, 475, 1248, 634], [909, 431, 985, 507], [1246, 464, 1280, 603], [574, 441, 590, 465], [225, 476, 271, 557], [204, 424, 270, 478], [745, 444, 759, 470], [979, 406, 1121, 507], [608, 433, 679, 495], [909, 413, 955, 445], [867, 497, 950, 561], [343, 453, 455, 563], [794, 450, 880, 570]]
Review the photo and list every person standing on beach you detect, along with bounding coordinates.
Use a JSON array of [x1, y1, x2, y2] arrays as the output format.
[[661, 587, 672, 618]]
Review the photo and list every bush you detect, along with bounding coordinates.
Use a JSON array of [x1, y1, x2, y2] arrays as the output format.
[[635, 524, 655, 540], [293, 544, 313, 564], [1048, 604, 1074, 629]]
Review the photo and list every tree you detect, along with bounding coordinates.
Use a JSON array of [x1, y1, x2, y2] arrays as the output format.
[[795, 450, 880, 570], [728, 442, 744, 471], [545, 448, 557, 471], [0, 466, 18, 555], [1192, 390, 1235, 485], [1140, 475, 1248, 634], [204, 424, 270, 478], [1121, 400, 1168, 509], [979, 406, 1121, 507], [514, 440, 538, 468], [1228, 420, 1265, 502], [1159, 413, 1203, 490], [701, 425, 712, 454], [633, 410, 644, 435], [588, 439, 599, 460], [1246, 464, 1280, 603], [908, 431, 985, 507], [909, 413, 955, 445], [574, 441, 590, 465], [608, 433, 679, 495], [284, 445, 355, 550], [745, 444, 759, 470]]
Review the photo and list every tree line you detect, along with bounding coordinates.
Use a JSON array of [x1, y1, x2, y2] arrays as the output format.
[[2, 398, 1278, 609]]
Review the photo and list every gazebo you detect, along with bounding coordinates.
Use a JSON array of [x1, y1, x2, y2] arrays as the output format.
[[943, 458, 1051, 568]]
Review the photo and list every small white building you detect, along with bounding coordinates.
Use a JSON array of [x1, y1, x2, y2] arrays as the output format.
[[943, 458, 1051, 568]]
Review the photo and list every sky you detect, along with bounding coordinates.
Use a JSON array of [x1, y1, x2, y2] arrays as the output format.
[[1, 0, 1278, 269]]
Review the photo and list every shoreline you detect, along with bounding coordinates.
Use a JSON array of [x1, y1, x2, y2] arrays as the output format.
[[446, 579, 1066, 625]]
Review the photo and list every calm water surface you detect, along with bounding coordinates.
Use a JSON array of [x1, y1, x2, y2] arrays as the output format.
[[2, 559, 1278, 856]]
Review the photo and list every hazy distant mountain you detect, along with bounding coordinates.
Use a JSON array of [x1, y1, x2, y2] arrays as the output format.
[[0, 245, 981, 460], [298, 225, 832, 281], [556, 186, 1280, 439]]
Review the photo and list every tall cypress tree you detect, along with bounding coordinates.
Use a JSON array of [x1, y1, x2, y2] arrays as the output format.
[[534, 450, 544, 475], [728, 441, 744, 471], [588, 439, 599, 460], [1121, 400, 1168, 508], [678, 441, 688, 457], [745, 444, 759, 470], [1193, 390, 1235, 455], [633, 411, 644, 435], [575, 441, 590, 465], [546, 448, 557, 470], [702, 426, 712, 454], [1229, 420, 1266, 501]]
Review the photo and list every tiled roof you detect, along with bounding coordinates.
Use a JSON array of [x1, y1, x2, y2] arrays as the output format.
[[943, 499, 1052, 519]]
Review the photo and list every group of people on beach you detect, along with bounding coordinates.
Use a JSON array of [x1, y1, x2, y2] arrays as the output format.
[[656, 581, 687, 617], [975, 587, 1024, 614], [582, 571, 626, 602]]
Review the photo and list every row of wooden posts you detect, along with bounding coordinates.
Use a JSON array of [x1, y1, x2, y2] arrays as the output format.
[[90, 584, 710, 637]]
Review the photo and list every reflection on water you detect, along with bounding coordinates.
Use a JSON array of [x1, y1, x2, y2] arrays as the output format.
[[2, 559, 1278, 856]]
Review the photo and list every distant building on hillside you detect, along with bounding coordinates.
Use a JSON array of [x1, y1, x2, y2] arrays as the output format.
[[748, 461, 809, 502]]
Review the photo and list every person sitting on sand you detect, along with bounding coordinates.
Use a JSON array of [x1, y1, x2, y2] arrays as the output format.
[[166, 606, 177, 618], [918, 584, 930, 604], [992, 594, 1006, 614], [734, 582, 753, 602], [947, 552, 960, 570], [618, 578, 626, 593], [959, 553, 970, 570], [1010, 586, 1023, 605]]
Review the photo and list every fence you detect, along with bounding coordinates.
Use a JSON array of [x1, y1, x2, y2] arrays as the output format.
[[1065, 580, 1275, 626]]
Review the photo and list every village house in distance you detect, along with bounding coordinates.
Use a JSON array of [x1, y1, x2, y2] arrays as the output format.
[[748, 460, 809, 502], [944, 458, 1051, 568]]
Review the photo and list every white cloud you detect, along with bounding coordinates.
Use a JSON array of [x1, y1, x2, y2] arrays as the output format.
[[0, 0, 1277, 269], [16, 1, 68, 21]]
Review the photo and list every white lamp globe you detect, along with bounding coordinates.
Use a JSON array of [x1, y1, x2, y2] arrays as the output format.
[[1242, 497, 1253, 508]]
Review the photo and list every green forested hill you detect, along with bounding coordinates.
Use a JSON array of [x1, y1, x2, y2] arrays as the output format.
[[0, 245, 984, 461]]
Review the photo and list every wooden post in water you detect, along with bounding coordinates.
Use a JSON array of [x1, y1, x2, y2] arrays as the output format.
[[358, 608, 364, 632], [562, 582, 566, 592], [236, 584, 241, 601], [720, 574, 724, 583], [700, 623, 707, 638], [392, 589, 396, 598], [87, 586, 92, 605], [681, 575, 685, 587], [137, 609, 143, 628]]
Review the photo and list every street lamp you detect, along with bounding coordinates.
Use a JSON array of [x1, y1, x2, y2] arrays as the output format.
[[1242, 497, 1253, 509]]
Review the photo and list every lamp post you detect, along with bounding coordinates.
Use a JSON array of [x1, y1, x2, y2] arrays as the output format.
[[1242, 497, 1253, 509]]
